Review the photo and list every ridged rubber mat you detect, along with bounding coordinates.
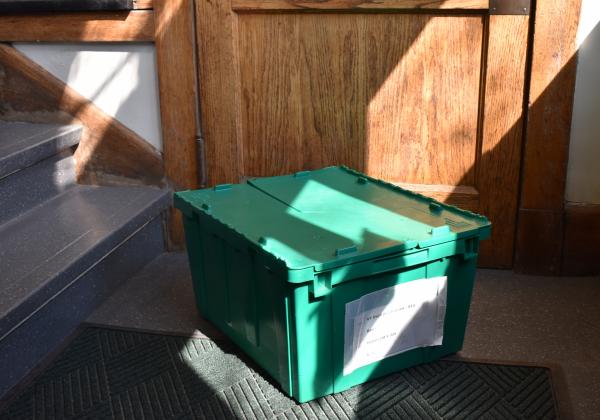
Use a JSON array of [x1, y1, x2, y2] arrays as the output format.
[[2, 327, 559, 419]]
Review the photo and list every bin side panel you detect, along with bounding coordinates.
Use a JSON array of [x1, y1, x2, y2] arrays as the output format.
[[184, 215, 292, 394], [202, 231, 231, 323], [182, 214, 208, 316], [423, 252, 477, 361], [228, 247, 258, 345], [331, 241, 477, 394], [255, 264, 294, 394], [291, 285, 334, 403], [331, 262, 428, 393], [183, 207, 481, 402]]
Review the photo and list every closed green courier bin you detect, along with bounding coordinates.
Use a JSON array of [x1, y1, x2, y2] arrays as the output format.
[[174, 166, 491, 402]]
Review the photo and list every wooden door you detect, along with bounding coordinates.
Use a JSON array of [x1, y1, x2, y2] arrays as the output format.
[[195, 0, 530, 268]]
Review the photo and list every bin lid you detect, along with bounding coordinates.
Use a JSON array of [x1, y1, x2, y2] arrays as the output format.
[[175, 166, 490, 272]]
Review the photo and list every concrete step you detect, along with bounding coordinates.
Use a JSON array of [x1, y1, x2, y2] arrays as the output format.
[[0, 184, 171, 398], [0, 122, 81, 180]]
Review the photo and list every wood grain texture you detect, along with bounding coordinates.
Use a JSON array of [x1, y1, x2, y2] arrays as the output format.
[[195, 0, 243, 186], [232, 0, 488, 11], [516, 204, 600, 276], [155, 0, 198, 246], [301, 15, 366, 173], [520, 0, 581, 210], [239, 14, 367, 176], [0, 44, 164, 187], [237, 13, 482, 184], [239, 14, 304, 176], [515, 0, 582, 274], [197, 6, 531, 267], [0, 10, 154, 42], [514, 209, 564, 275], [365, 14, 482, 185], [134, 0, 154, 9], [477, 15, 529, 268], [562, 203, 600, 276], [394, 183, 479, 211]]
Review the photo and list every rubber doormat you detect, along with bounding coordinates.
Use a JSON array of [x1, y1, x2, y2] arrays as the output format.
[[2, 327, 560, 419]]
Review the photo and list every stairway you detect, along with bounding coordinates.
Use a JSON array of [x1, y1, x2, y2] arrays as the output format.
[[0, 122, 170, 398]]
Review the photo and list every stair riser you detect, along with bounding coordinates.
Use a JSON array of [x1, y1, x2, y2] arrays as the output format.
[[0, 216, 165, 399], [0, 150, 76, 226], [0, 125, 81, 180]]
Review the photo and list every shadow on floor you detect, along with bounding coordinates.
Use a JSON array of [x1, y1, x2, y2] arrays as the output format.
[[82, 252, 600, 418]]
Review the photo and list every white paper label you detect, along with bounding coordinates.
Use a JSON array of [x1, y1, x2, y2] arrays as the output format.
[[343, 276, 447, 375]]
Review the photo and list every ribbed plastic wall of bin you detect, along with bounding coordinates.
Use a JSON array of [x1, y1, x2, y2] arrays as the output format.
[[175, 166, 491, 402]]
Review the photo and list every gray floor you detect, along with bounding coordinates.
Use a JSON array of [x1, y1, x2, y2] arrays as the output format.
[[88, 253, 600, 420]]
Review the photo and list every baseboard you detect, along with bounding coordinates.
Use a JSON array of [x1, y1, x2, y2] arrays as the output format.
[[562, 203, 600, 276], [514, 209, 564, 275]]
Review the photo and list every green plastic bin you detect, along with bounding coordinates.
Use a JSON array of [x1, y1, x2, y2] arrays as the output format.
[[174, 166, 491, 402]]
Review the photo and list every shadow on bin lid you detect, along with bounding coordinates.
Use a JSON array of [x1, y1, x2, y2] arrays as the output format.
[[175, 166, 490, 271]]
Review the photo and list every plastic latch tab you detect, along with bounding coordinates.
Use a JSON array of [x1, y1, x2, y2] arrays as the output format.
[[311, 272, 332, 298], [214, 184, 232, 191], [335, 245, 357, 256], [463, 237, 479, 260], [429, 202, 442, 213], [430, 225, 451, 237]]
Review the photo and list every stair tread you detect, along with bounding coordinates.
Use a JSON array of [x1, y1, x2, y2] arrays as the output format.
[[0, 122, 81, 179], [0, 151, 77, 226], [0, 0, 133, 13], [0, 184, 170, 338]]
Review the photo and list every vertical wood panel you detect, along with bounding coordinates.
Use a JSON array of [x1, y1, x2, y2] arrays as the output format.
[[155, 0, 198, 245], [237, 13, 483, 185], [477, 15, 529, 267], [514, 0, 582, 274], [239, 14, 366, 176], [195, 0, 243, 186], [300, 14, 366, 172], [520, 0, 581, 211], [197, 7, 532, 267], [239, 14, 303, 176], [365, 15, 482, 185]]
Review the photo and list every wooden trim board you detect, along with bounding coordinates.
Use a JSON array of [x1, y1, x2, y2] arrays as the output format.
[[516, 203, 600, 276], [477, 14, 529, 268], [561, 203, 600, 276], [195, 0, 242, 186], [134, 0, 154, 9], [514, 0, 582, 274], [154, 0, 199, 246], [0, 10, 154, 42], [394, 183, 479, 212], [232, 0, 488, 11]]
